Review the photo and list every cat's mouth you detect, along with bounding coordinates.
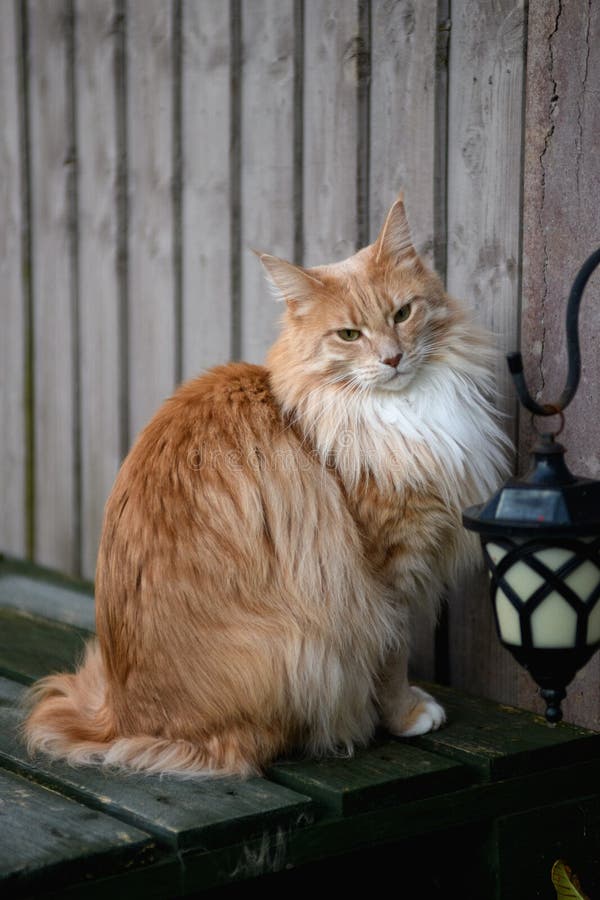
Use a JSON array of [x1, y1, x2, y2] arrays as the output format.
[[377, 367, 415, 392]]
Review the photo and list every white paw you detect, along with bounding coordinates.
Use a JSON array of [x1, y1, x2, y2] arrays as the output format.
[[393, 686, 447, 738]]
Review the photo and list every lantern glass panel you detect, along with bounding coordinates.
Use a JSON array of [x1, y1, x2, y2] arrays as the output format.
[[530, 594, 578, 648], [534, 546, 574, 571], [503, 560, 544, 600], [587, 603, 600, 644], [563, 559, 600, 600], [495, 590, 522, 645], [487, 543, 507, 565]]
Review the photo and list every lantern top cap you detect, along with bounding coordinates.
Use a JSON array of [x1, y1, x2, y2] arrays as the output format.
[[463, 434, 600, 537]]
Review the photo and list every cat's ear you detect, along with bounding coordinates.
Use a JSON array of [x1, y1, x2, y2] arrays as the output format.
[[374, 192, 418, 267], [256, 252, 324, 309]]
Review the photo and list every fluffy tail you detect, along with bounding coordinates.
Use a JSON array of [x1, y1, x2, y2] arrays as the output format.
[[22, 641, 258, 778]]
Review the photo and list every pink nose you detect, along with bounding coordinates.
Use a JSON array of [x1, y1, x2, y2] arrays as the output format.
[[382, 353, 402, 368]]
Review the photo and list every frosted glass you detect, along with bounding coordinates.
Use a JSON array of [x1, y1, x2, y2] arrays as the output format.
[[534, 547, 574, 571], [563, 560, 600, 602], [496, 590, 522, 646], [503, 561, 544, 601], [530, 594, 578, 648], [487, 543, 508, 565], [587, 601, 600, 645]]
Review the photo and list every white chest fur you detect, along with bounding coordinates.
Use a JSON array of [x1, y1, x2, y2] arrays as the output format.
[[312, 364, 510, 510]]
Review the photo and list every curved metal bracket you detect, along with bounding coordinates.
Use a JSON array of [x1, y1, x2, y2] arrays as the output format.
[[507, 247, 600, 417]]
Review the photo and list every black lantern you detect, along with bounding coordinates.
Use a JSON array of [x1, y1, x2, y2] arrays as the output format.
[[463, 248, 600, 724]]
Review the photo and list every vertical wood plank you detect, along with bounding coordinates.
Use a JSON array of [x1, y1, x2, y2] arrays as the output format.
[[0, 1, 26, 558], [445, 0, 526, 706], [28, 0, 77, 572], [369, 0, 438, 261], [303, 0, 360, 266], [127, 0, 176, 440], [239, 0, 296, 365], [75, 0, 121, 579], [519, 1, 600, 729], [369, 0, 441, 682], [181, 0, 232, 378]]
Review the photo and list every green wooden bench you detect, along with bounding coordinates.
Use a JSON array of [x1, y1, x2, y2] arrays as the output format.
[[1, 555, 599, 899]]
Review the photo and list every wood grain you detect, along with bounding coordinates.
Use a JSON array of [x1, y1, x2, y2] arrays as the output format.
[[519, 0, 600, 729], [28, 0, 77, 572], [181, 0, 232, 378], [0, 702, 314, 854], [0, 1, 26, 558], [445, 0, 526, 706], [369, 0, 438, 262], [75, 0, 122, 579], [0, 768, 153, 895], [126, 0, 176, 441], [303, 0, 360, 266], [0, 607, 90, 684], [240, 0, 296, 364]]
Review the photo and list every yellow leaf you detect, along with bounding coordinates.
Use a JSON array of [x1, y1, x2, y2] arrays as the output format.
[[551, 860, 590, 900]]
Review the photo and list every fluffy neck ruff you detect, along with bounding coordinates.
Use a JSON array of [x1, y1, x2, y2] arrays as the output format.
[[269, 341, 511, 510]]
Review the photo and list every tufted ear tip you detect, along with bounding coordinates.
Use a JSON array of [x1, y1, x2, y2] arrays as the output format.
[[374, 191, 417, 266]]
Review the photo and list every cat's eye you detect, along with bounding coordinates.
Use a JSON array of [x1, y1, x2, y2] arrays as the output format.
[[394, 304, 412, 324], [337, 329, 361, 342]]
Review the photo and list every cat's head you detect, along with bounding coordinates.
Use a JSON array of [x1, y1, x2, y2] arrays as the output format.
[[261, 193, 474, 397]]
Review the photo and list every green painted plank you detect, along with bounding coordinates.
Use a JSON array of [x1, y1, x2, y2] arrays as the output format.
[[0, 556, 95, 631], [413, 681, 600, 781], [0, 676, 25, 707], [267, 738, 472, 815], [0, 680, 314, 853], [0, 608, 90, 685], [182, 758, 600, 894], [0, 768, 158, 897]]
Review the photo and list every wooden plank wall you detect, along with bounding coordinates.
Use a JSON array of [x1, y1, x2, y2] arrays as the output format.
[[519, 0, 600, 730], [15, 0, 599, 724]]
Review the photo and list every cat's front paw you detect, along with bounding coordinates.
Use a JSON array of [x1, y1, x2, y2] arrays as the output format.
[[386, 686, 446, 738]]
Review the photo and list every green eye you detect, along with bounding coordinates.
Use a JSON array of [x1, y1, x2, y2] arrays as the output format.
[[338, 329, 361, 342], [394, 304, 412, 324]]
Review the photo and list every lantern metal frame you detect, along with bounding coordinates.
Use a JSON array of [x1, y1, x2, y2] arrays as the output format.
[[463, 247, 600, 724]]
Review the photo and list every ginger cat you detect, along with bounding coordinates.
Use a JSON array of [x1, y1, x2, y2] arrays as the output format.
[[24, 194, 509, 776]]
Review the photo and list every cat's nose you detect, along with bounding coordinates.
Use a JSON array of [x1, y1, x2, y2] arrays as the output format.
[[382, 352, 402, 368]]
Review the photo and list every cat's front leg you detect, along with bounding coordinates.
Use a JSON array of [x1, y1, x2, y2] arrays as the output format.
[[377, 649, 446, 737]]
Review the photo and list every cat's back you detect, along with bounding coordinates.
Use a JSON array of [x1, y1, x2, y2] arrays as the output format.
[[124, 362, 285, 470], [99, 361, 311, 557]]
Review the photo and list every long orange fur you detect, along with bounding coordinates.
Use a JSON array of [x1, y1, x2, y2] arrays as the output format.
[[23, 195, 510, 776]]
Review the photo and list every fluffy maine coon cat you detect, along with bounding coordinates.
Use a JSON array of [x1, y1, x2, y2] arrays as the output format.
[[24, 194, 509, 776]]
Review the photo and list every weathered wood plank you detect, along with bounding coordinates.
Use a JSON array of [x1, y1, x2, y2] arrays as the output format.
[[127, 0, 176, 440], [0, 1, 26, 559], [181, 0, 232, 377], [181, 758, 600, 895], [0, 608, 90, 684], [0, 768, 156, 897], [28, 0, 77, 572], [445, 0, 526, 707], [268, 738, 470, 815], [240, 0, 296, 364], [0, 556, 95, 631], [369, 0, 438, 261], [518, 0, 600, 730], [414, 682, 600, 780], [75, 0, 122, 580], [0, 702, 314, 855], [303, 0, 360, 265], [0, 676, 25, 707]]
